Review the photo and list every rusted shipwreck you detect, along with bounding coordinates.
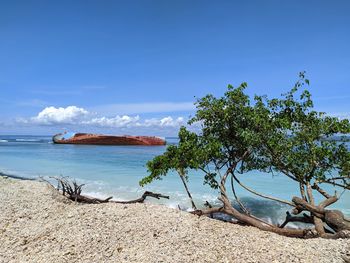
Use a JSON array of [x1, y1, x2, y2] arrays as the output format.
[[52, 132, 166, 146]]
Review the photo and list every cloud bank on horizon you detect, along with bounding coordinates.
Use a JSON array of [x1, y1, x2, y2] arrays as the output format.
[[18, 105, 187, 129], [12, 102, 350, 131]]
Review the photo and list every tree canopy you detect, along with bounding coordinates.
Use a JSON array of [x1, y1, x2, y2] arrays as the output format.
[[141, 73, 350, 238]]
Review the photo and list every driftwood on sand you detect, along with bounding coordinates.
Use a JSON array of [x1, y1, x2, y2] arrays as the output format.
[[44, 176, 169, 204], [2, 177, 349, 263], [44, 176, 350, 239]]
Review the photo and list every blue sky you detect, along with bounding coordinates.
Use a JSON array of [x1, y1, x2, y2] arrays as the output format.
[[0, 0, 349, 135]]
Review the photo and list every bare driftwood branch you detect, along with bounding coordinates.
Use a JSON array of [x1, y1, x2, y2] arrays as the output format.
[[44, 176, 349, 239], [191, 207, 225, 216], [47, 177, 169, 204], [111, 191, 169, 204]]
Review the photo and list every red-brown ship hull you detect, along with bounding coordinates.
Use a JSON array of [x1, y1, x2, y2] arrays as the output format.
[[53, 133, 166, 146]]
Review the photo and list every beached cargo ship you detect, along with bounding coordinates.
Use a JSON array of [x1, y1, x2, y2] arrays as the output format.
[[52, 132, 166, 146]]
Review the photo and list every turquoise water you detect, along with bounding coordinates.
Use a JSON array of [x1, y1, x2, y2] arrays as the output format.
[[0, 135, 349, 225]]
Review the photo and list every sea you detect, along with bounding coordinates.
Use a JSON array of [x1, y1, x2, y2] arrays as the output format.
[[0, 135, 349, 226]]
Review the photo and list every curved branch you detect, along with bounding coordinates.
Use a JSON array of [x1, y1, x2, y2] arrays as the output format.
[[231, 173, 296, 207], [219, 195, 313, 238], [325, 176, 349, 181], [177, 169, 197, 210], [318, 196, 338, 209], [322, 181, 350, 190], [292, 196, 324, 217], [230, 173, 249, 214], [312, 182, 332, 199], [219, 164, 236, 198]]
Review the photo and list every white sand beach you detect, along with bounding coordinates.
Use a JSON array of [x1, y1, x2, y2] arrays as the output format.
[[0, 177, 349, 263]]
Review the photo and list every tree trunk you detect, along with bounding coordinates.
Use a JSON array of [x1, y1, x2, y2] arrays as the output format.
[[194, 168, 350, 239], [177, 169, 197, 210], [306, 183, 326, 236], [219, 195, 312, 238]]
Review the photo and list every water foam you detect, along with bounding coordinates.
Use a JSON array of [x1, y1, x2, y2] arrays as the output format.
[[15, 139, 41, 142]]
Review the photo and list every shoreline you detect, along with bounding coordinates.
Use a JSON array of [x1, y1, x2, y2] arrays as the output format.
[[1, 171, 349, 224], [0, 171, 36, 181], [1, 177, 349, 262]]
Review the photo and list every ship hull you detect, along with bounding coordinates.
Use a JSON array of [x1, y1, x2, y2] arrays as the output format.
[[53, 133, 166, 146]]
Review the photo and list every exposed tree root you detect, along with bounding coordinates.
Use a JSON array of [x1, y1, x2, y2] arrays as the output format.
[[278, 212, 313, 228], [189, 168, 350, 239], [191, 201, 312, 238], [291, 195, 350, 236]]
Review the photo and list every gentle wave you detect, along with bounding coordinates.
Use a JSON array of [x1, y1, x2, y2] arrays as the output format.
[[15, 139, 42, 142], [0, 140, 8, 143], [1, 170, 349, 226], [1, 136, 349, 225]]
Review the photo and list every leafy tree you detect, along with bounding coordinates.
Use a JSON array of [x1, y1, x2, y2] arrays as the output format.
[[253, 73, 350, 237], [140, 128, 203, 210], [141, 73, 350, 238]]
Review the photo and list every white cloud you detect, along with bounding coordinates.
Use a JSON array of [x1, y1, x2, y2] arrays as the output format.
[[31, 106, 89, 125], [144, 117, 185, 127], [82, 115, 140, 127], [83, 116, 185, 128], [20, 106, 187, 129]]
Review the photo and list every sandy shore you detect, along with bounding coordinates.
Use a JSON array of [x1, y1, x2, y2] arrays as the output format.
[[0, 177, 349, 263]]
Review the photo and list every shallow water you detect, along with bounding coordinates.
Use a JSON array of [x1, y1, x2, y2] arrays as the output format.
[[0, 135, 349, 225]]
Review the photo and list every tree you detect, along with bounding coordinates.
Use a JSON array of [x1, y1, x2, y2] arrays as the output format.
[[140, 131, 201, 210], [253, 73, 350, 237], [140, 73, 350, 238]]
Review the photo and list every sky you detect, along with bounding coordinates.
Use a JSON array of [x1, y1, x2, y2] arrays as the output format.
[[0, 0, 349, 136]]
